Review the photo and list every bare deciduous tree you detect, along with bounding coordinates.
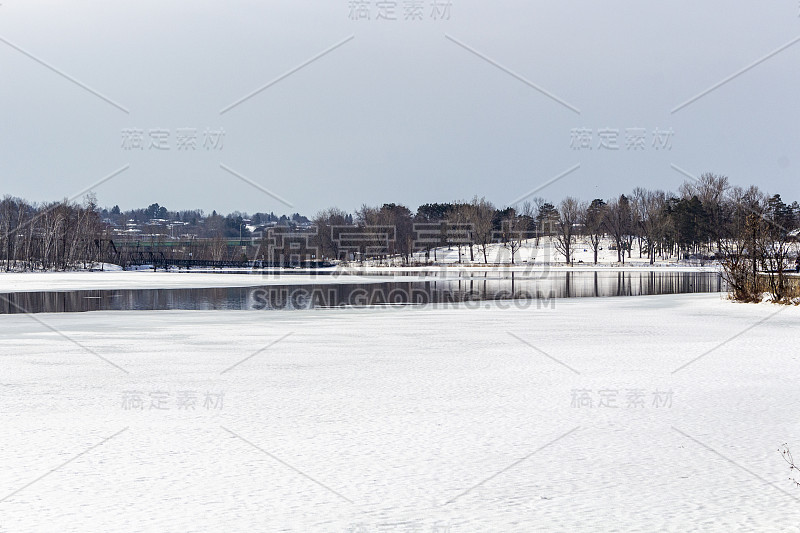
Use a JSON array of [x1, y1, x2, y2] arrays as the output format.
[[605, 195, 632, 264], [469, 196, 496, 264], [583, 199, 606, 265], [553, 197, 584, 265]]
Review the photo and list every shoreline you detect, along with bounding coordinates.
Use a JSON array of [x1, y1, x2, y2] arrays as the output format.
[[0, 266, 723, 294]]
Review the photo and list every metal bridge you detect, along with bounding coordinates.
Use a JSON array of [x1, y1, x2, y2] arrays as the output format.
[[96, 239, 331, 270]]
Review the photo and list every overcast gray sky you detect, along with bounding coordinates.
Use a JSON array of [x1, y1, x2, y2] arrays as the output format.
[[0, 0, 798, 216]]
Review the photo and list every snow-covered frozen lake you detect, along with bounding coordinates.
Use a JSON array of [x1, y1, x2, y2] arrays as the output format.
[[1, 293, 799, 531]]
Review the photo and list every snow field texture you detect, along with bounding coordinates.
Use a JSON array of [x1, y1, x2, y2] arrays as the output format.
[[1, 294, 799, 531]]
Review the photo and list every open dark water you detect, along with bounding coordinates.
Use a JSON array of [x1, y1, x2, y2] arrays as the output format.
[[0, 271, 725, 314]]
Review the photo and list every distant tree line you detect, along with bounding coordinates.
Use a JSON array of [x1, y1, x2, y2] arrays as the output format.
[[101, 202, 313, 239], [0, 194, 105, 271], [0, 195, 317, 270], [311, 174, 798, 267], [1, 174, 798, 300]]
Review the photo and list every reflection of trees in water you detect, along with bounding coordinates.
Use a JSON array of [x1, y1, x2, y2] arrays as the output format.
[[0, 287, 247, 314], [0, 272, 726, 314]]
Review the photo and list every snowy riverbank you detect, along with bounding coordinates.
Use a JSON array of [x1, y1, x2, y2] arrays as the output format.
[[1, 294, 798, 531]]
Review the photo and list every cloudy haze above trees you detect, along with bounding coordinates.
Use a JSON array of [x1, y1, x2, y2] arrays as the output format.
[[1, 1, 797, 215]]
